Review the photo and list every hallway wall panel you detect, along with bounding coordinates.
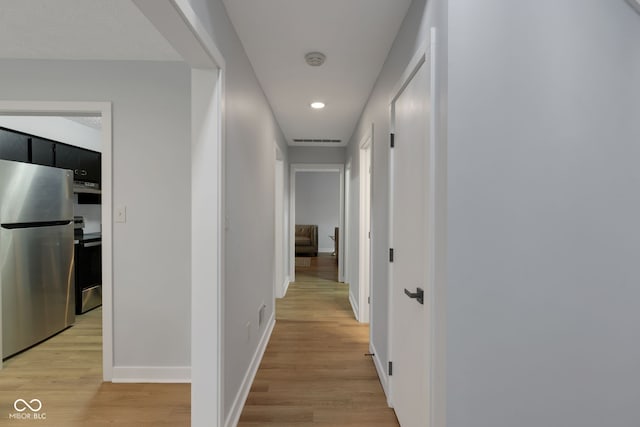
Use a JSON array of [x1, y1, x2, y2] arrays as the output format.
[[184, 0, 289, 422], [447, 1, 640, 425], [0, 59, 192, 370]]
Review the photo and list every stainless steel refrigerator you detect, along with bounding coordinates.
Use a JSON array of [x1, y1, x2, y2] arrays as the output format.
[[0, 159, 75, 359]]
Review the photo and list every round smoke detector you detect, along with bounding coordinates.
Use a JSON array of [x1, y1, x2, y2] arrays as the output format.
[[305, 52, 326, 67]]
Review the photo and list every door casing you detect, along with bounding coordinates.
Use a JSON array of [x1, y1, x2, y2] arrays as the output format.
[[386, 27, 446, 427]]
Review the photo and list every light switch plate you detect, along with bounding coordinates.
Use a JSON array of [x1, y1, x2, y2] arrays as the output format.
[[115, 206, 127, 223]]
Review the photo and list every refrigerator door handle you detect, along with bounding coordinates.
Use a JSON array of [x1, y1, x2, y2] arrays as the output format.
[[1, 220, 72, 229]]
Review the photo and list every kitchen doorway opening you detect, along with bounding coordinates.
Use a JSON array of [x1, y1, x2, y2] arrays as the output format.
[[0, 101, 113, 380]]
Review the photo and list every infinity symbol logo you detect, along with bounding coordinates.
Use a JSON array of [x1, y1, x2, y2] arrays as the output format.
[[13, 399, 42, 412]]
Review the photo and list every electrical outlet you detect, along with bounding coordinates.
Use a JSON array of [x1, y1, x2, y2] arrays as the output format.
[[115, 206, 127, 223]]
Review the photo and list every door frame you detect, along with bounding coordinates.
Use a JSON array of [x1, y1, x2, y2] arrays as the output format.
[[0, 101, 113, 375], [289, 163, 345, 283], [344, 159, 351, 285], [387, 28, 446, 427], [358, 127, 373, 323], [274, 145, 287, 298]]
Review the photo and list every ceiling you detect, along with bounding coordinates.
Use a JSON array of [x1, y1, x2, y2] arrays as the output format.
[[0, 0, 411, 148], [222, 0, 411, 147], [0, 0, 180, 61]]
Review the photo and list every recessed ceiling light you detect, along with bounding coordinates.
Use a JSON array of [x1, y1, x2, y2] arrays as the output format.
[[310, 102, 325, 109]]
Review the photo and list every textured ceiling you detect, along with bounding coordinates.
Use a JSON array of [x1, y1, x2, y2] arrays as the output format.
[[0, 0, 181, 61], [222, 0, 411, 146]]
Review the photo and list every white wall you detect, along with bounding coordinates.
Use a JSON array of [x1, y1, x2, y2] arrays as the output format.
[[447, 1, 640, 425], [295, 171, 340, 252], [0, 115, 101, 152], [183, 0, 290, 422], [346, 0, 447, 390], [0, 59, 192, 373]]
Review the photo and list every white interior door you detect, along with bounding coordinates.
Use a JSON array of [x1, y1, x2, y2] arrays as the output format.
[[389, 44, 432, 426], [359, 138, 372, 323]]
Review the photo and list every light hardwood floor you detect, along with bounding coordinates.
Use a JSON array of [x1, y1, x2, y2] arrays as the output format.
[[0, 256, 396, 426], [238, 254, 399, 426], [0, 307, 189, 426]]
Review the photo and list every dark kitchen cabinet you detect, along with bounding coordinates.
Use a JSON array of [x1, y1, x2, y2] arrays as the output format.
[[30, 137, 55, 167], [55, 143, 101, 184], [0, 128, 29, 163]]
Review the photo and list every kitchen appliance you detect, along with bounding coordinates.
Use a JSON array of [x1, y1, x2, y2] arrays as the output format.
[[0, 159, 75, 359], [74, 216, 102, 314]]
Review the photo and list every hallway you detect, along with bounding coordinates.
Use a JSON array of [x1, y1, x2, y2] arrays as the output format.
[[238, 258, 398, 426]]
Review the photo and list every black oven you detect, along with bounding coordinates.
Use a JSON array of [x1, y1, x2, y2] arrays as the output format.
[[74, 217, 102, 314]]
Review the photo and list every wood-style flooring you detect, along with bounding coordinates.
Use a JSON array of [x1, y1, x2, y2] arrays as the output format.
[[0, 255, 396, 426], [0, 307, 189, 426], [238, 254, 399, 426]]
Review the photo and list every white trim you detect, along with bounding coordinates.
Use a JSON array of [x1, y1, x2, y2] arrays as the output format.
[[390, 37, 429, 106], [349, 290, 359, 321], [429, 28, 447, 427], [344, 160, 351, 285], [190, 67, 224, 427], [111, 367, 191, 383], [358, 127, 373, 324], [370, 342, 391, 407], [289, 163, 345, 283], [224, 313, 276, 427], [0, 101, 113, 379], [318, 247, 335, 253], [280, 276, 291, 298], [274, 145, 286, 299]]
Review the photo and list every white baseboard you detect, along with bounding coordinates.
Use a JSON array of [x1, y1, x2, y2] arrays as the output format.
[[370, 342, 392, 407], [280, 276, 290, 298], [349, 290, 359, 321], [111, 366, 191, 383], [318, 247, 334, 253], [224, 312, 276, 427]]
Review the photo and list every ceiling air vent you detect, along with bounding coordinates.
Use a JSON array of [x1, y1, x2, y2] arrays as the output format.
[[293, 138, 342, 144]]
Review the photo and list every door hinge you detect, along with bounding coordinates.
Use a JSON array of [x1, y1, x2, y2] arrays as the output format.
[[390, 133, 395, 148], [368, 296, 370, 304], [389, 248, 394, 262], [388, 361, 393, 376]]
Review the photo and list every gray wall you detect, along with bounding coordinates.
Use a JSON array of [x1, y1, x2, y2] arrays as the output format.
[[346, 0, 447, 386], [289, 146, 345, 164], [0, 59, 192, 368], [183, 0, 289, 420], [295, 172, 340, 252], [447, 1, 640, 425], [350, 0, 640, 424]]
